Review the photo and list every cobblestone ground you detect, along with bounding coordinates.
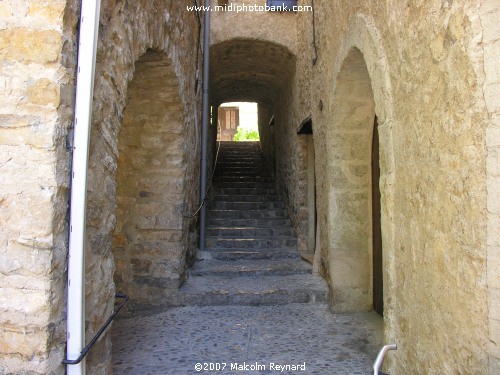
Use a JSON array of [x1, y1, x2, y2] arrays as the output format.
[[112, 304, 383, 375]]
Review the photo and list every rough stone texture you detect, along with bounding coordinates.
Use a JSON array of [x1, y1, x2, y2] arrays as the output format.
[[292, 1, 493, 374], [85, 0, 200, 371], [0, 0, 77, 373], [1, 0, 199, 373], [112, 304, 383, 375], [210, 0, 297, 56], [211, 2, 497, 371], [113, 51, 187, 303], [480, 1, 500, 373], [0, 1, 498, 374]]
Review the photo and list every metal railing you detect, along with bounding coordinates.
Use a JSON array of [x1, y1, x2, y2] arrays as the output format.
[[62, 293, 129, 365], [373, 343, 397, 375]]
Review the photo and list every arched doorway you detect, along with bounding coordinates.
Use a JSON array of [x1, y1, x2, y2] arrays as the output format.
[[327, 47, 383, 313], [113, 50, 187, 305]]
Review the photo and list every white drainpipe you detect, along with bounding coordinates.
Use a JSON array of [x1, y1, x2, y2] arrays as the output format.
[[66, 1, 102, 374]]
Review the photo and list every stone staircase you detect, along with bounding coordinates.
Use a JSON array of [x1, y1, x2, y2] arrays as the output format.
[[180, 141, 327, 305]]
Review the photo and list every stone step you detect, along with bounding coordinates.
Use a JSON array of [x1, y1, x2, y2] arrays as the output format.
[[218, 145, 260, 150], [189, 258, 311, 277], [210, 201, 285, 210], [216, 163, 263, 168], [218, 144, 260, 149], [192, 141, 328, 309], [217, 157, 262, 162], [215, 167, 263, 172], [213, 187, 277, 195], [206, 237, 297, 249], [214, 170, 268, 179], [217, 146, 260, 151], [207, 226, 295, 237], [205, 247, 300, 261], [211, 194, 281, 202], [214, 169, 264, 174], [209, 217, 291, 227], [213, 177, 271, 183], [216, 164, 263, 170], [216, 158, 263, 163], [179, 274, 328, 306], [213, 181, 275, 188], [210, 209, 288, 219]]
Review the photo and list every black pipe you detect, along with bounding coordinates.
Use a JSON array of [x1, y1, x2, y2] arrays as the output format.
[[62, 293, 129, 365], [199, 0, 210, 252]]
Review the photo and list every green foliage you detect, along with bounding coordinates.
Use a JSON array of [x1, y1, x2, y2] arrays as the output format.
[[233, 127, 260, 141]]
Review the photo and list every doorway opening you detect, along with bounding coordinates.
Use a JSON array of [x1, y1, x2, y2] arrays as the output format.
[[297, 116, 316, 261], [112, 50, 187, 306], [327, 47, 385, 314], [372, 116, 383, 316], [217, 102, 259, 142]]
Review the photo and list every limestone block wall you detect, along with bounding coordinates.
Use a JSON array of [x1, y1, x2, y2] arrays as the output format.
[[271, 74, 310, 254], [113, 51, 189, 305], [0, 0, 78, 373], [291, 0, 496, 373]]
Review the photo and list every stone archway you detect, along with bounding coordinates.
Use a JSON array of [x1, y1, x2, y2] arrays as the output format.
[[327, 47, 377, 312], [321, 14, 396, 315], [113, 50, 187, 305]]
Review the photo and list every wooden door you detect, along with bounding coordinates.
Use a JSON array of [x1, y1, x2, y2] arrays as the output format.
[[218, 107, 239, 141]]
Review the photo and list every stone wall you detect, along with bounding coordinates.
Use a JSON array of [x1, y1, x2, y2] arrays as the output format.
[[210, 0, 297, 56], [272, 73, 310, 254], [1, 0, 199, 373], [481, 1, 500, 372], [86, 0, 200, 371], [257, 105, 274, 178], [113, 51, 188, 307], [291, 0, 495, 373], [0, 0, 78, 373], [0, 0, 497, 374]]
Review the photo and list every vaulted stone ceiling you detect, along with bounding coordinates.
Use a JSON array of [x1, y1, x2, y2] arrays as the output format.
[[210, 38, 295, 106]]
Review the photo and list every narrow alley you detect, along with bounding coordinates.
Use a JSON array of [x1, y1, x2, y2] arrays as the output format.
[[111, 141, 382, 374], [2, 1, 498, 374]]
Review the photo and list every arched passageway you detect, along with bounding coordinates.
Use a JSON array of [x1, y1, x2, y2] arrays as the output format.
[[209, 38, 296, 177], [113, 50, 187, 305], [208, 39, 313, 254], [210, 38, 294, 105], [111, 42, 383, 372], [111, 17, 386, 375]]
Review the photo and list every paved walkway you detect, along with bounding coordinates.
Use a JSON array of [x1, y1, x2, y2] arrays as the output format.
[[112, 304, 383, 375]]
